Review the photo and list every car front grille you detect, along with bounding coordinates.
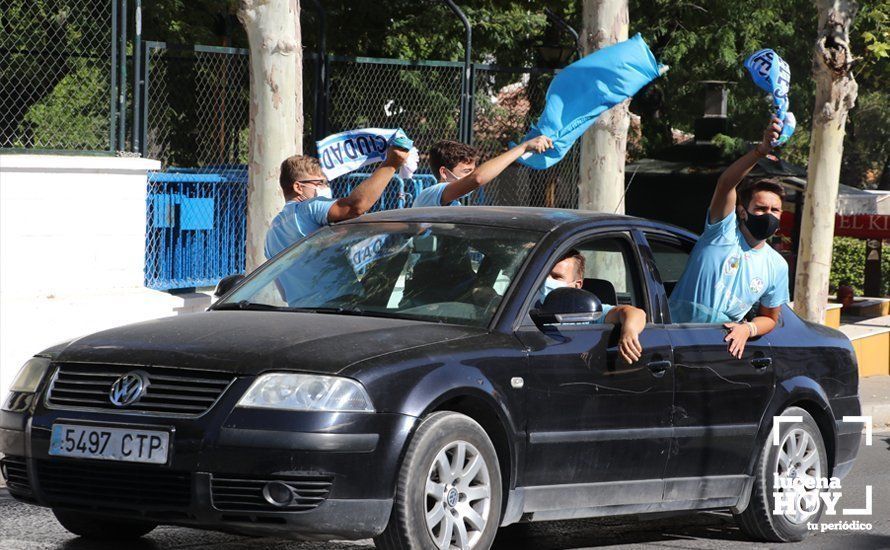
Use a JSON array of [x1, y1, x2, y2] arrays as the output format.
[[36, 460, 192, 510], [46, 363, 234, 416], [1, 456, 32, 497], [211, 475, 333, 512]]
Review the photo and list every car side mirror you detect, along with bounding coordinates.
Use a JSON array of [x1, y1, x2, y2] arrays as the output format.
[[530, 287, 604, 326], [213, 274, 245, 298]]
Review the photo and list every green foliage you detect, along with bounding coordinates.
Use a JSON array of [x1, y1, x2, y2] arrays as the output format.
[[7, 0, 887, 190], [711, 133, 747, 159], [19, 62, 110, 150], [830, 237, 890, 297], [884, 244, 890, 296], [830, 237, 867, 294], [2, 0, 114, 148], [313, 1, 558, 67], [629, 0, 816, 155]]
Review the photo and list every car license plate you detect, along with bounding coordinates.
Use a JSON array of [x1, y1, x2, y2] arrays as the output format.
[[49, 424, 170, 464]]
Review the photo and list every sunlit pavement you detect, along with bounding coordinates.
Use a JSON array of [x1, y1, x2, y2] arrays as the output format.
[[2, 435, 887, 550]]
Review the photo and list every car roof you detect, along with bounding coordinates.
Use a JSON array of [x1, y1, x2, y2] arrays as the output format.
[[342, 206, 697, 239]]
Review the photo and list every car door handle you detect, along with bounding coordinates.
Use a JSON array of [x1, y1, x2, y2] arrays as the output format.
[[751, 357, 772, 370], [647, 360, 672, 377]]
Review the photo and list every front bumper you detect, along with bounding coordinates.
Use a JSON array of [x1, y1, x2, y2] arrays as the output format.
[[0, 384, 417, 540]]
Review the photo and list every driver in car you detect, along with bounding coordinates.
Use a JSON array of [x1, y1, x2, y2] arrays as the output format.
[[540, 250, 647, 364]]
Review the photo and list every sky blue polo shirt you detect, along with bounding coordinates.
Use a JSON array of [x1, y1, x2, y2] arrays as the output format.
[[264, 198, 336, 259], [264, 198, 343, 306], [412, 183, 461, 207], [668, 210, 790, 323]]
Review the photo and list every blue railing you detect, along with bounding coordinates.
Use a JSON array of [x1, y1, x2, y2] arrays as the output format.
[[144, 167, 248, 291]]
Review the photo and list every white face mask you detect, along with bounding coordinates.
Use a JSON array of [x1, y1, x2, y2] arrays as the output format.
[[537, 276, 569, 305], [314, 186, 333, 199]]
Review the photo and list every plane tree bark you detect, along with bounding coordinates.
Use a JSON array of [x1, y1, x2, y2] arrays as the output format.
[[794, 0, 858, 322], [238, 0, 303, 272]]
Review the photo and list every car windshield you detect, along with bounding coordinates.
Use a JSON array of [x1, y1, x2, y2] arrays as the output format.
[[217, 222, 541, 327]]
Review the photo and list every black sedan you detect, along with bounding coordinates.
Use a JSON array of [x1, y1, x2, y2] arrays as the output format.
[[0, 207, 860, 549]]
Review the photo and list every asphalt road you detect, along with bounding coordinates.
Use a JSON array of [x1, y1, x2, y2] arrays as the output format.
[[1, 434, 887, 550]]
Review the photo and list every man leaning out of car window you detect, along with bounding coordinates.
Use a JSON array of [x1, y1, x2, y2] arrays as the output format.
[[668, 117, 789, 358], [540, 250, 647, 365]]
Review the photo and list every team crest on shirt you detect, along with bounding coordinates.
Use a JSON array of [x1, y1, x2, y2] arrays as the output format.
[[749, 277, 765, 294], [723, 254, 741, 276]]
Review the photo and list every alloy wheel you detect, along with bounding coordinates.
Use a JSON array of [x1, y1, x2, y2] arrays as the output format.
[[424, 440, 492, 549], [774, 427, 823, 524]]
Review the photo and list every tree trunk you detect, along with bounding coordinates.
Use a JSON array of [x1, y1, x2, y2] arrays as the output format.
[[578, 0, 629, 215], [238, 0, 303, 272], [793, 0, 858, 323]]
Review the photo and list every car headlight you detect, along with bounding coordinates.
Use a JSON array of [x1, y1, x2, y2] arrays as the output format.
[[3, 357, 52, 412], [9, 357, 52, 393], [237, 373, 375, 412]]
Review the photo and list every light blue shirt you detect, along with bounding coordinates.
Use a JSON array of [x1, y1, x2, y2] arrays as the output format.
[[264, 198, 340, 306], [669, 210, 789, 324], [596, 303, 614, 324], [412, 183, 461, 208], [264, 198, 336, 259]]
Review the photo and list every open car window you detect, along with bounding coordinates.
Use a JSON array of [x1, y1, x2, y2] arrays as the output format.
[[524, 233, 647, 322], [219, 222, 541, 327], [646, 237, 693, 300], [645, 233, 755, 325]]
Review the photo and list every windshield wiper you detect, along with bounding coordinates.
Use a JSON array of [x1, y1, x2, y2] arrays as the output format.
[[214, 300, 288, 311], [290, 306, 407, 320]]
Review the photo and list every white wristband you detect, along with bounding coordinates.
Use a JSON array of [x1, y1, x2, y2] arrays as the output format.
[[747, 322, 758, 337]]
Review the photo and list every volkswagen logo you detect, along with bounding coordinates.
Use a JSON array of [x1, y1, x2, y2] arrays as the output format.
[[109, 370, 149, 407]]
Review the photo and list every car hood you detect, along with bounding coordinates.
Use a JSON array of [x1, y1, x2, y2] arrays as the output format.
[[52, 311, 486, 375]]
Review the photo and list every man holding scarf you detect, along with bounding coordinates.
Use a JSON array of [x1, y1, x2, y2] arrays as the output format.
[[669, 117, 789, 358], [265, 146, 409, 260]]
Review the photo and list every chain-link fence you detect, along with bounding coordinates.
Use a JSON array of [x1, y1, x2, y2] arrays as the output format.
[[1, 0, 117, 150], [326, 57, 464, 170], [142, 43, 251, 290], [472, 65, 579, 209], [323, 57, 466, 209], [322, 57, 579, 209]]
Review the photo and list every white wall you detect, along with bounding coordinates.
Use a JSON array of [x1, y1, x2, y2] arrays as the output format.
[[0, 154, 211, 404]]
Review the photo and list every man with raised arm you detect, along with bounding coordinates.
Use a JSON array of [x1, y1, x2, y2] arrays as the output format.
[[412, 136, 553, 207], [668, 117, 789, 358], [265, 147, 409, 259]]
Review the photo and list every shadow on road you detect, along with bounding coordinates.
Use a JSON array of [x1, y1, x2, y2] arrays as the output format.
[[493, 510, 890, 550], [493, 512, 748, 548], [59, 539, 165, 550]]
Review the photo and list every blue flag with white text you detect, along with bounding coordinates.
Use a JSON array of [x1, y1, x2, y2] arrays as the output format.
[[744, 48, 796, 146], [516, 33, 665, 170], [316, 128, 418, 180]]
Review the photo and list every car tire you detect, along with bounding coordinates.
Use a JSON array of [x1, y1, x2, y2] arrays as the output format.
[[52, 509, 157, 540], [735, 406, 828, 542], [375, 411, 503, 550]]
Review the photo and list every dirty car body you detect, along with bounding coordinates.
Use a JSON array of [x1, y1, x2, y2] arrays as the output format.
[[0, 207, 860, 542]]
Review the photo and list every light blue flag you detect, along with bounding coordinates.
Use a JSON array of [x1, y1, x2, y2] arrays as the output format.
[[745, 49, 796, 146], [516, 33, 665, 170]]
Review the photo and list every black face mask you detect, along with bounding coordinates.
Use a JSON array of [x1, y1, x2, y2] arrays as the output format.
[[743, 210, 780, 241]]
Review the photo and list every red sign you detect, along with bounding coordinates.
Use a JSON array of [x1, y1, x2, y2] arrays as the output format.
[[780, 212, 890, 240]]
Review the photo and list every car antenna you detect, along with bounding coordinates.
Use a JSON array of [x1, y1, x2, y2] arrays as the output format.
[[615, 165, 640, 214]]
